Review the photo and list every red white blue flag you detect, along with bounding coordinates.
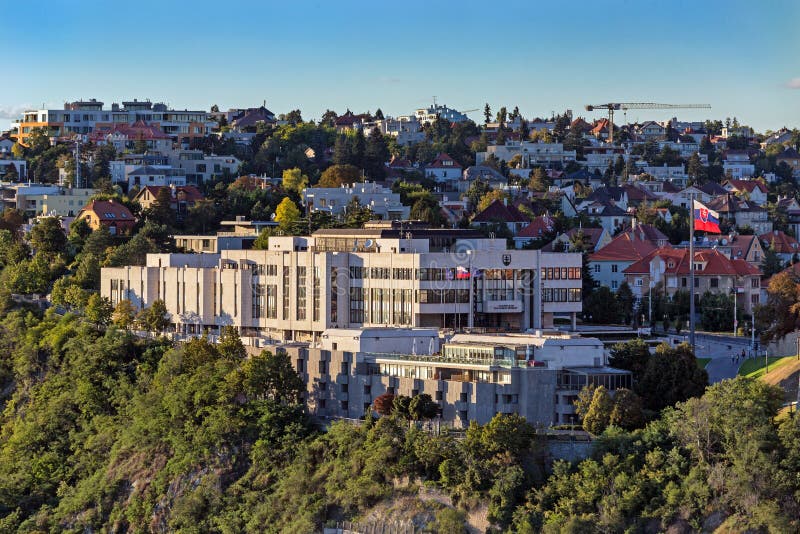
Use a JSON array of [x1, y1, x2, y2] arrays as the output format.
[[693, 200, 721, 233]]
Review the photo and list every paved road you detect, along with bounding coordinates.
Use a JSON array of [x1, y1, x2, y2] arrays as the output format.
[[692, 334, 753, 383]]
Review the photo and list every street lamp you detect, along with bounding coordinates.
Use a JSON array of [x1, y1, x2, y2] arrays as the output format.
[[730, 286, 738, 337], [648, 281, 655, 326]]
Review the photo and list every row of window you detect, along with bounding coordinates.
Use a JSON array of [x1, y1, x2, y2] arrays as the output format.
[[542, 288, 582, 303], [542, 267, 582, 280]]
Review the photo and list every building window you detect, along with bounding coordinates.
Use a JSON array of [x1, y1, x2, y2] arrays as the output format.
[[611, 280, 618, 289], [635, 278, 643, 287], [282, 266, 290, 319], [694, 278, 700, 288], [349, 287, 365, 323], [594, 264, 600, 273], [710, 278, 719, 288]]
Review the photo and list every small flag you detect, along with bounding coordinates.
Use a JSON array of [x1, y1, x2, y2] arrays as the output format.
[[445, 268, 454, 280], [693, 200, 721, 234], [456, 266, 470, 279]]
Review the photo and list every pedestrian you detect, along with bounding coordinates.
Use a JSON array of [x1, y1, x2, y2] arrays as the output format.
[[741, 348, 746, 360]]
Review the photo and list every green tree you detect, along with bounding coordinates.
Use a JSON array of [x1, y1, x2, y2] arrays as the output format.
[[582, 385, 613, 434], [112, 299, 136, 329], [608, 388, 644, 430], [274, 197, 301, 232], [85, 293, 113, 326], [28, 217, 67, 255], [637, 343, 708, 411], [431, 508, 466, 534], [218, 325, 246, 360], [616, 281, 634, 324], [761, 242, 784, 277], [238, 349, 305, 404], [148, 186, 175, 227], [137, 299, 170, 333], [756, 271, 800, 342], [584, 286, 621, 323], [484, 103, 491, 124], [409, 394, 439, 421], [253, 228, 273, 250], [608, 338, 650, 380]]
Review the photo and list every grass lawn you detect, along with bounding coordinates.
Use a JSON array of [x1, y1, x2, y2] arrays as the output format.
[[738, 356, 794, 379], [696, 357, 711, 369]]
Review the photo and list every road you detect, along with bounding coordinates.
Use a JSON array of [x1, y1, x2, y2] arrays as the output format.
[[692, 333, 752, 383]]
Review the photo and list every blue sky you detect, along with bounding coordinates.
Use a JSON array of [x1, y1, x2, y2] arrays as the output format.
[[1, 0, 798, 132]]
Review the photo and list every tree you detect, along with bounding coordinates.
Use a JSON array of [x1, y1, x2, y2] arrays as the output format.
[[608, 388, 644, 430], [608, 338, 650, 380], [28, 217, 67, 255], [372, 393, 395, 416], [239, 349, 305, 404], [253, 228, 273, 250], [282, 167, 308, 195], [687, 152, 706, 183], [584, 286, 620, 323], [318, 164, 361, 188], [756, 271, 800, 342], [636, 343, 708, 411], [137, 299, 170, 333], [761, 242, 784, 277], [364, 127, 389, 180], [616, 281, 634, 324], [410, 195, 444, 226], [409, 394, 439, 421], [85, 293, 113, 326], [274, 197, 301, 232], [185, 200, 217, 234], [374, 108, 384, 120], [218, 325, 247, 360], [582, 386, 613, 434], [112, 299, 136, 329], [148, 186, 175, 227], [528, 167, 549, 192], [483, 103, 491, 124], [11, 141, 24, 159]]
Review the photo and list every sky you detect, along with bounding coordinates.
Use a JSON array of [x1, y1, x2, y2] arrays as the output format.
[[1, 0, 798, 132]]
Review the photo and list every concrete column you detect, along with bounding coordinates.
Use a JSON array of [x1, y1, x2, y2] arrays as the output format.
[[571, 312, 577, 331]]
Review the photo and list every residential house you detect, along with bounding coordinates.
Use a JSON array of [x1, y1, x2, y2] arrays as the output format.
[[776, 196, 800, 238], [461, 165, 509, 192], [541, 227, 612, 253], [513, 215, 554, 249], [723, 151, 755, 179], [622, 183, 660, 207], [471, 199, 530, 235], [678, 234, 764, 269], [723, 179, 768, 205], [167, 149, 241, 185], [134, 185, 204, 221], [776, 147, 800, 177], [583, 145, 626, 173], [759, 230, 800, 264], [707, 194, 772, 234], [124, 165, 187, 189], [623, 247, 762, 315], [88, 120, 173, 153], [425, 153, 463, 183], [229, 106, 276, 131], [637, 121, 666, 140], [477, 141, 577, 170], [577, 186, 628, 211], [581, 201, 632, 235], [589, 223, 669, 290], [77, 199, 136, 235], [414, 104, 470, 124], [760, 128, 793, 149]]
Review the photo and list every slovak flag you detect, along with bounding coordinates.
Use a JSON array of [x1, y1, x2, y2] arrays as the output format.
[[694, 200, 721, 234], [456, 266, 471, 279]]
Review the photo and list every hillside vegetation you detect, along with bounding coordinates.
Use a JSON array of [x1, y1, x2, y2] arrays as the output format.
[[0, 308, 799, 533]]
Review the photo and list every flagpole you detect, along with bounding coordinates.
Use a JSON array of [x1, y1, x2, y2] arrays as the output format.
[[689, 193, 696, 353]]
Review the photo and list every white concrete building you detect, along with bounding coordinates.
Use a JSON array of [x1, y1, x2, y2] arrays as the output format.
[[723, 151, 755, 179], [302, 182, 410, 220], [101, 226, 583, 342], [284, 329, 630, 427], [477, 141, 577, 169]]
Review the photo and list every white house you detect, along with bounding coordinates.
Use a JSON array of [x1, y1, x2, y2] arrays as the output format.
[[303, 181, 410, 220], [723, 151, 755, 179], [425, 153, 463, 183]]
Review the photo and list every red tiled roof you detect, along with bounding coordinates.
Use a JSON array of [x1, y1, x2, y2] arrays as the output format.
[[426, 152, 462, 169], [759, 230, 800, 254], [590, 225, 666, 262], [472, 199, 530, 223], [724, 179, 767, 194], [624, 247, 761, 277], [517, 215, 554, 238], [79, 200, 135, 222], [89, 120, 171, 141]]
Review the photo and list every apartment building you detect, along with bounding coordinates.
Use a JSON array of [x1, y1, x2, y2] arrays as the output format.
[[623, 247, 761, 314], [477, 141, 577, 169], [101, 225, 583, 342], [282, 328, 631, 427], [302, 181, 410, 220], [13, 98, 213, 145]]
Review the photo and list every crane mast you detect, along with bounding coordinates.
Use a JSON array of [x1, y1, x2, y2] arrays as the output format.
[[584, 102, 711, 143]]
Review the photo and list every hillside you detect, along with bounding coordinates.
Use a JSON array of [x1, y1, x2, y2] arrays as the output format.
[[0, 309, 798, 532]]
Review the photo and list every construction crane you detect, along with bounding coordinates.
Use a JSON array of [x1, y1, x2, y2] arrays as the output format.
[[584, 102, 711, 143]]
